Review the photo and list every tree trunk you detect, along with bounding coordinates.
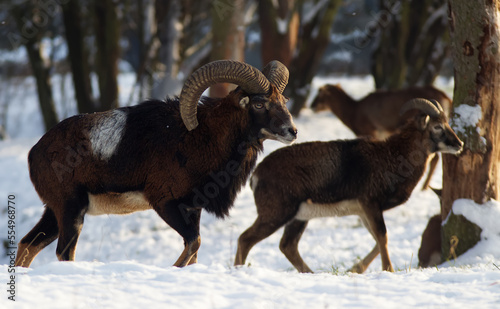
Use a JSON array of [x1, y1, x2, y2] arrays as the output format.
[[11, 4, 58, 132], [258, 0, 299, 67], [93, 0, 121, 111], [288, 0, 341, 116], [24, 41, 59, 131], [151, 0, 182, 99], [371, 0, 449, 90], [442, 0, 500, 260], [209, 0, 246, 97], [371, 0, 409, 90], [61, 0, 95, 113], [136, 0, 156, 100], [405, 1, 449, 87], [177, 0, 213, 78]]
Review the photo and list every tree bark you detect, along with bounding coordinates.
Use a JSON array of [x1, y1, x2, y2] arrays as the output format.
[[442, 0, 500, 260], [371, 0, 409, 90], [61, 0, 95, 113], [151, 0, 182, 99], [371, 0, 449, 90], [11, 4, 58, 131], [258, 0, 299, 67], [405, 1, 449, 87], [93, 0, 121, 111], [288, 0, 341, 116], [24, 40, 59, 131], [209, 0, 246, 97]]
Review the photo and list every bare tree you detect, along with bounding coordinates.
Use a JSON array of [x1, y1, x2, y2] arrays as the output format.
[[288, 0, 342, 116], [258, 0, 300, 67], [441, 0, 500, 260], [150, 0, 182, 99], [92, 0, 121, 111], [11, 2, 58, 131], [371, 0, 449, 90], [61, 0, 95, 113], [209, 0, 246, 97]]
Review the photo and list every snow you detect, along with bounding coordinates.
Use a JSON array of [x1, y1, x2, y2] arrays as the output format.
[[446, 199, 500, 263], [276, 18, 288, 35], [453, 104, 482, 134], [1, 76, 500, 308]]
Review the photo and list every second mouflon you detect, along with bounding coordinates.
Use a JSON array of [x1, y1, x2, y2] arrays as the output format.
[[235, 98, 463, 273]]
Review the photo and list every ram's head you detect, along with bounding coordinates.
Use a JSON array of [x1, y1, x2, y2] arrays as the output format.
[[179, 60, 297, 144]]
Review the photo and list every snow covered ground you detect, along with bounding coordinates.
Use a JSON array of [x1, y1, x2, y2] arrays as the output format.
[[1, 75, 500, 308]]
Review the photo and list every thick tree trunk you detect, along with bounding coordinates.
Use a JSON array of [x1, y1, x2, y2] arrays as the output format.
[[405, 2, 449, 87], [258, 0, 299, 67], [371, 0, 449, 90], [93, 0, 121, 111], [371, 0, 409, 90], [442, 0, 500, 260], [24, 40, 59, 131], [11, 4, 58, 132], [288, 0, 341, 116], [151, 0, 182, 99], [209, 0, 246, 97], [61, 1, 95, 113]]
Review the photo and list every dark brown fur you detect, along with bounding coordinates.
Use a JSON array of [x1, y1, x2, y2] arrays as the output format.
[[16, 87, 296, 268], [235, 107, 462, 273], [418, 214, 442, 268], [311, 84, 452, 190], [311, 85, 452, 137], [418, 188, 443, 268]]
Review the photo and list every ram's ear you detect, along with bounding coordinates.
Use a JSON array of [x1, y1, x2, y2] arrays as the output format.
[[239, 96, 250, 108], [418, 115, 430, 130]]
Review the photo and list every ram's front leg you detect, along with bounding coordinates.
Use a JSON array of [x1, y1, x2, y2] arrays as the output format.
[[353, 205, 394, 273], [154, 203, 202, 267], [366, 210, 393, 272]]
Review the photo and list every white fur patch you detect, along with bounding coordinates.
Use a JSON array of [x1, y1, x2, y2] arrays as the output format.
[[90, 109, 127, 160], [250, 174, 259, 192], [87, 191, 152, 215], [295, 199, 363, 221]]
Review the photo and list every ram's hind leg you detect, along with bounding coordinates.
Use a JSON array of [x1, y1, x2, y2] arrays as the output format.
[[280, 219, 312, 273], [56, 194, 88, 262], [350, 244, 380, 274], [155, 203, 202, 267], [15, 207, 59, 267], [234, 216, 286, 266]]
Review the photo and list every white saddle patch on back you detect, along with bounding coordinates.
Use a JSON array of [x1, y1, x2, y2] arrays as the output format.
[[87, 191, 152, 215], [90, 109, 127, 160], [295, 199, 363, 221]]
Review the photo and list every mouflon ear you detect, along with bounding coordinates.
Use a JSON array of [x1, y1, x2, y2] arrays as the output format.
[[418, 115, 430, 130], [239, 96, 250, 108]]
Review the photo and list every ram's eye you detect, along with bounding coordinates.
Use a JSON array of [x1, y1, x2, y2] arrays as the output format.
[[254, 103, 264, 109], [433, 125, 443, 132]]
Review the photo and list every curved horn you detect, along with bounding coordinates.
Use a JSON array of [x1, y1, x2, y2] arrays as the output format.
[[400, 98, 442, 118], [180, 60, 271, 131], [430, 99, 444, 113], [262, 60, 289, 94]]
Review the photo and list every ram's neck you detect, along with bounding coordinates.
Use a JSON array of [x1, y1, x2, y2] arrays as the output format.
[[331, 91, 358, 132], [186, 99, 263, 218], [381, 128, 431, 203]]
